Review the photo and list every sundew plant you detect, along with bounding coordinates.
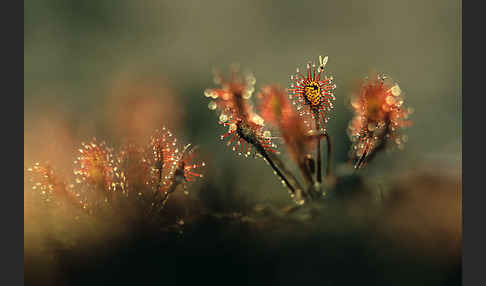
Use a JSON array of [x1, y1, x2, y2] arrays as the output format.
[[23, 1, 461, 284], [26, 54, 467, 286], [27, 55, 414, 227], [204, 55, 412, 207], [27, 127, 205, 227]]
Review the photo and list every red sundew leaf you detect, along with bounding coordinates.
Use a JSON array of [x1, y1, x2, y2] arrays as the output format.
[[288, 56, 336, 130], [258, 84, 314, 165], [205, 67, 277, 157], [348, 73, 413, 168]]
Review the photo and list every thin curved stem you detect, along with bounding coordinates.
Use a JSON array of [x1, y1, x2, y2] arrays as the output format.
[[270, 151, 305, 193], [260, 149, 297, 195], [298, 158, 314, 187], [354, 116, 390, 169], [322, 132, 333, 178], [315, 118, 322, 183], [154, 178, 180, 215], [146, 166, 164, 215]]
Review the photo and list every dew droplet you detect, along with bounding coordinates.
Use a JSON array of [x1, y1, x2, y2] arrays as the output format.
[[296, 199, 305, 205], [219, 114, 228, 122], [252, 114, 264, 125], [386, 96, 395, 105], [367, 123, 376, 132], [208, 101, 217, 110], [390, 84, 401, 96], [243, 91, 252, 99]]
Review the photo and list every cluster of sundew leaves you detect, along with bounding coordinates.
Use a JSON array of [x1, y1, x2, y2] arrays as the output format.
[[27, 163, 82, 208], [27, 163, 60, 203], [143, 127, 205, 195], [71, 139, 131, 212], [257, 85, 314, 173], [204, 68, 277, 158], [27, 127, 205, 216], [202, 55, 414, 204], [74, 139, 120, 191], [288, 56, 336, 130], [143, 127, 180, 193], [204, 66, 327, 204], [347, 73, 413, 165], [117, 142, 146, 195]]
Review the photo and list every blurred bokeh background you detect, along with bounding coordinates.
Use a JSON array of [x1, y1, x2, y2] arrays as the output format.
[[24, 0, 461, 285]]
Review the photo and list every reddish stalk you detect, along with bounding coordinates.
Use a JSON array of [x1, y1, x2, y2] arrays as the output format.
[[314, 113, 322, 184], [322, 132, 333, 179]]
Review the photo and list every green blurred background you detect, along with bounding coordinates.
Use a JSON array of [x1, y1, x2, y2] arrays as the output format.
[[24, 0, 461, 204], [24, 1, 461, 285]]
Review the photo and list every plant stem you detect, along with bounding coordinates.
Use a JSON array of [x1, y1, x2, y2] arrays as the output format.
[[146, 166, 163, 216], [315, 116, 322, 184], [355, 116, 390, 169], [236, 122, 304, 200], [260, 149, 297, 195], [322, 132, 333, 178], [150, 177, 181, 220], [298, 159, 314, 187]]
